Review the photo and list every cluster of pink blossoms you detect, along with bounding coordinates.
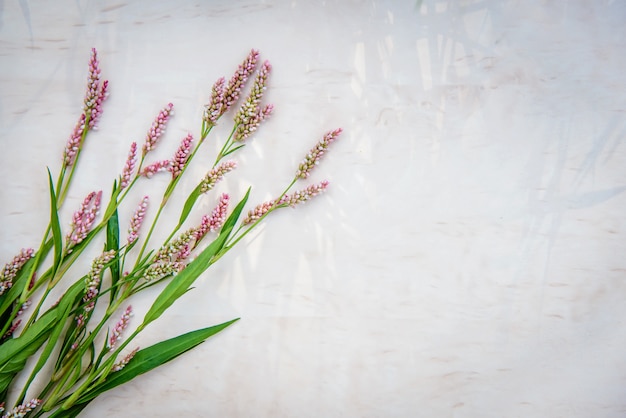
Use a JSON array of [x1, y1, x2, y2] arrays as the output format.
[[234, 60, 274, 141], [200, 160, 237, 193], [296, 128, 343, 179], [76, 250, 116, 327], [63, 48, 109, 167], [169, 133, 193, 179], [0, 398, 42, 417], [222, 49, 260, 113], [66, 191, 103, 249], [108, 305, 133, 350], [127, 196, 149, 246], [112, 347, 139, 372], [142, 103, 174, 155], [120, 142, 137, 189], [203, 49, 265, 129], [194, 193, 230, 245], [0, 248, 34, 296]]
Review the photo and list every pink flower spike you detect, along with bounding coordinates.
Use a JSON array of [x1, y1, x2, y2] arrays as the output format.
[[234, 60, 273, 142], [82, 250, 116, 309], [199, 160, 237, 193], [242, 200, 275, 225], [108, 306, 133, 350], [0, 248, 34, 296], [280, 180, 330, 207], [2, 398, 42, 417], [142, 103, 174, 155], [169, 133, 193, 179], [66, 191, 103, 248], [63, 113, 87, 167], [83, 48, 102, 113], [296, 128, 343, 180], [127, 196, 149, 246], [89, 79, 109, 130], [140, 160, 171, 178], [155, 228, 196, 264], [120, 142, 138, 189], [222, 49, 260, 114], [112, 347, 140, 372], [203, 77, 225, 127], [194, 193, 230, 245]]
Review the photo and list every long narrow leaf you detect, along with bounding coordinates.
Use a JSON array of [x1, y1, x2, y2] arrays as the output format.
[[178, 183, 203, 228], [106, 208, 120, 302], [141, 189, 249, 327], [47, 169, 63, 278], [76, 318, 239, 405], [0, 307, 59, 394], [17, 280, 83, 403]]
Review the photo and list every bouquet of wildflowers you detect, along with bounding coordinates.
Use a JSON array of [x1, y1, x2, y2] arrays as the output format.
[[0, 48, 341, 417]]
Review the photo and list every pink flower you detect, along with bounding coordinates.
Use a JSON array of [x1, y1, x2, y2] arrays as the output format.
[[83, 48, 102, 113], [200, 160, 237, 193], [278, 180, 330, 207], [155, 229, 196, 264], [222, 49, 260, 113], [194, 193, 230, 245], [62, 48, 109, 167], [82, 250, 116, 312], [89, 79, 109, 130], [169, 133, 193, 179], [108, 306, 133, 350], [296, 128, 343, 179], [143, 261, 184, 283], [63, 113, 87, 167], [203, 77, 225, 127], [127, 196, 149, 246], [234, 60, 273, 142], [120, 142, 138, 189], [242, 200, 275, 225], [112, 347, 140, 372], [0, 248, 34, 296], [1, 398, 42, 417], [142, 103, 174, 155], [66, 191, 103, 248], [140, 160, 171, 178]]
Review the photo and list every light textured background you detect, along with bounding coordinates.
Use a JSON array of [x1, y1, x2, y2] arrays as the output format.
[[1, 0, 626, 417]]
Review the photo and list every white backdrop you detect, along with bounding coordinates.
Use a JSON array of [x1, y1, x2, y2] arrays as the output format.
[[1, 1, 625, 416]]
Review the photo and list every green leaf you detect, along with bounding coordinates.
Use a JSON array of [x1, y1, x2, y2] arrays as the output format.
[[0, 303, 61, 394], [178, 183, 203, 228], [17, 279, 83, 403], [76, 318, 239, 405], [48, 169, 63, 278], [222, 143, 245, 157], [141, 188, 249, 327], [106, 208, 120, 302]]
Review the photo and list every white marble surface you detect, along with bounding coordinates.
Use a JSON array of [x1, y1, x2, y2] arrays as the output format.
[[1, 0, 626, 416]]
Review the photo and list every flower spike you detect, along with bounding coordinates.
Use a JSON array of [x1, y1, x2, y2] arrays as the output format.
[[296, 128, 343, 179], [127, 196, 149, 246], [194, 193, 230, 245], [120, 142, 138, 189], [169, 133, 193, 179], [0, 248, 34, 296], [199, 160, 237, 193], [141, 160, 171, 178], [142, 103, 174, 155], [108, 306, 133, 350], [222, 49, 260, 114], [66, 191, 103, 248], [203, 77, 226, 127], [234, 60, 273, 142]]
